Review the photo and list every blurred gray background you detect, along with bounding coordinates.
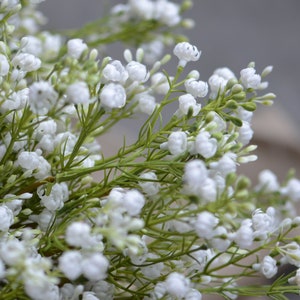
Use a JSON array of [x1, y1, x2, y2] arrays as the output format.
[[39, 0, 300, 179]]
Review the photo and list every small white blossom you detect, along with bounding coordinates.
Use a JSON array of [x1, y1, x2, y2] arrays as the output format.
[[133, 92, 157, 115], [252, 207, 277, 240], [154, 0, 181, 26], [282, 178, 300, 202], [17, 151, 51, 179], [166, 131, 188, 156], [185, 78, 208, 98], [29, 81, 58, 115], [210, 226, 231, 251], [0, 205, 14, 231], [279, 242, 300, 267], [240, 67, 261, 89], [238, 121, 253, 145], [194, 131, 218, 158], [151, 72, 170, 95], [232, 219, 254, 248], [21, 36, 42, 57], [59, 250, 83, 280], [37, 182, 69, 211], [0, 238, 26, 266], [210, 152, 237, 177], [82, 292, 99, 300], [195, 211, 219, 239], [82, 253, 109, 281], [165, 272, 190, 298], [183, 159, 208, 195], [0, 54, 9, 76], [258, 255, 278, 279], [12, 52, 41, 72], [67, 39, 88, 59], [139, 172, 160, 196], [66, 81, 90, 104], [100, 83, 126, 108], [102, 60, 128, 83], [126, 61, 149, 82], [129, 0, 155, 20], [141, 39, 164, 64], [177, 93, 201, 117], [173, 42, 201, 68], [122, 189, 145, 216], [66, 222, 93, 248], [256, 169, 279, 192]]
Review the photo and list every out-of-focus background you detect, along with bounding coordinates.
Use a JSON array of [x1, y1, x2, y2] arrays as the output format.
[[39, 0, 300, 181]]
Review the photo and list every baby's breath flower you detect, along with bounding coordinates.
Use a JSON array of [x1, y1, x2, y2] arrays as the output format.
[[139, 172, 160, 196], [126, 61, 149, 82], [185, 78, 208, 98], [165, 131, 188, 156], [177, 93, 201, 117], [165, 272, 190, 298], [173, 42, 201, 68], [66, 81, 91, 105], [0, 54, 10, 76], [29, 81, 58, 114], [102, 60, 128, 83], [12, 52, 41, 72], [67, 38, 88, 59], [0, 205, 14, 231], [240, 67, 261, 89], [59, 251, 83, 280], [100, 82, 126, 108], [82, 253, 109, 281], [194, 131, 218, 158]]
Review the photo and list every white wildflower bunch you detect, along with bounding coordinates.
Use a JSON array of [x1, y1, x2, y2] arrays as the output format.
[[0, 1, 299, 299]]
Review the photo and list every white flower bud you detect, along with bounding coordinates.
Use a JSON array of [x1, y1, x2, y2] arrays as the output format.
[[67, 39, 88, 59], [167, 131, 187, 156], [126, 61, 149, 82], [66, 81, 90, 104], [178, 94, 201, 117], [173, 42, 201, 67], [12, 53, 41, 72], [100, 83, 126, 108], [185, 78, 208, 98], [240, 67, 261, 89], [0, 54, 9, 76], [194, 131, 218, 158], [139, 172, 160, 195], [260, 255, 278, 279]]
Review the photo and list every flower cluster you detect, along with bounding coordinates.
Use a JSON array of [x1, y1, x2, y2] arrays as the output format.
[[0, 1, 299, 300]]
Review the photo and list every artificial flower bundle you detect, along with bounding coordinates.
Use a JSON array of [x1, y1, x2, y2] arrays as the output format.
[[0, 0, 300, 299]]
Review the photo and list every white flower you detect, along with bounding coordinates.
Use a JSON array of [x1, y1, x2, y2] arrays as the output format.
[[185, 78, 208, 98], [0, 54, 9, 76], [256, 169, 279, 192], [236, 106, 253, 123], [183, 159, 208, 195], [259, 255, 278, 279], [102, 60, 128, 83], [210, 152, 237, 177], [122, 189, 145, 216], [21, 36, 42, 57], [200, 177, 217, 202], [1, 88, 29, 112], [166, 131, 188, 156], [194, 131, 218, 158], [67, 39, 88, 59], [139, 172, 160, 196], [233, 219, 254, 248], [82, 292, 99, 300], [129, 0, 155, 20], [240, 67, 261, 89], [82, 253, 109, 281], [29, 81, 58, 115], [184, 289, 202, 300], [210, 226, 231, 251], [0, 205, 14, 231], [173, 42, 201, 67], [151, 72, 170, 95], [177, 93, 201, 117], [0, 238, 26, 266], [126, 61, 149, 82], [66, 222, 93, 248], [238, 121, 253, 145], [59, 251, 83, 280], [38, 182, 69, 211], [17, 151, 51, 179], [283, 178, 300, 202], [165, 272, 190, 298], [33, 117, 57, 140], [66, 81, 90, 104], [100, 83, 126, 108], [154, 0, 180, 26], [141, 39, 164, 64], [209, 67, 236, 98], [194, 211, 219, 239], [279, 242, 300, 267], [252, 207, 276, 240], [12, 52, 41, 72], [133, 92, 157, 115]]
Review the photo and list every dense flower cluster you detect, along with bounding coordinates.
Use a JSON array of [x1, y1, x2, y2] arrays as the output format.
[[0, 1, 299, 299]]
